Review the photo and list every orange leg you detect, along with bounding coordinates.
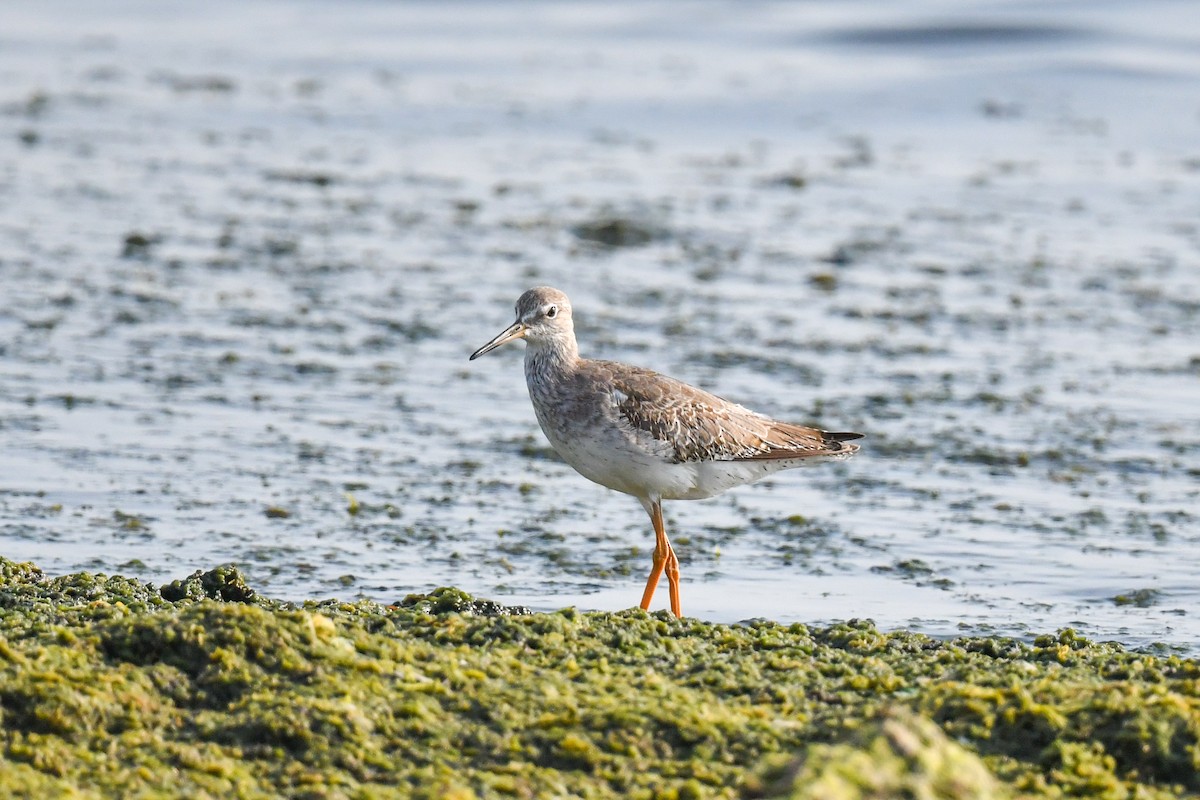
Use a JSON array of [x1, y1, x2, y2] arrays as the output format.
[[638, 498, 682, 618], [664, 542, 681, 618], [638, 501, 667, 611]]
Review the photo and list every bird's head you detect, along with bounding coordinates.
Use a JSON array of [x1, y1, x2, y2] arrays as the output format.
[[469, 286, 575, 360]]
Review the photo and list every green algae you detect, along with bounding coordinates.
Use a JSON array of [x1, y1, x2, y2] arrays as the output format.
[[1113, 589, 1162, 608], [744, 709, 1007, 800], [160, 565, 260, 604], [1, 558, 1199, 798]]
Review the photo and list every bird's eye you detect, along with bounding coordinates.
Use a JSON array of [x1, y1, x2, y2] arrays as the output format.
[[546, 305, 558, 319]]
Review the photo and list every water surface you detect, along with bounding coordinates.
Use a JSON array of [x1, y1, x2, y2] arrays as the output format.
[[1, 0, 1198, 649]]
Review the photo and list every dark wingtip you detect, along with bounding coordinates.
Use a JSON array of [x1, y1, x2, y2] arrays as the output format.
[[824, 431, 864, 452]]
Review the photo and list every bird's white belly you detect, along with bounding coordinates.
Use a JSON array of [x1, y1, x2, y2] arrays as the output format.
[[541, 422, 681, 498], [540, 418, 799, 501]]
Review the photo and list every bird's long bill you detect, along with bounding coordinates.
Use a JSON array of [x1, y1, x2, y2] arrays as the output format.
[[469, 320, 526, 360]]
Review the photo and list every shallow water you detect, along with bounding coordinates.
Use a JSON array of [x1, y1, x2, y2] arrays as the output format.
[[1, 0, 1198, 649]]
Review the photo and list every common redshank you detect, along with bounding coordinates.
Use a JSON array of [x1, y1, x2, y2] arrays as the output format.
[[469, 287, 862, 618]]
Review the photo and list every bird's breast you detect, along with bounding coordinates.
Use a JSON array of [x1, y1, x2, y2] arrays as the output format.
[[525, 374, 683, 498]]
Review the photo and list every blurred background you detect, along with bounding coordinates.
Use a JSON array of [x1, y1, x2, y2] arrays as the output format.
[[1, 0, 1197, 647]]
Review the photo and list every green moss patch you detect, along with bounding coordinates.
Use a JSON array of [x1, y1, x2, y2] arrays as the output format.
[[0, 557, 1197, 798]]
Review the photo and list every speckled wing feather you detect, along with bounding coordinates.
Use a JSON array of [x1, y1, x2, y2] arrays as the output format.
[[597, 362, 862, 464]]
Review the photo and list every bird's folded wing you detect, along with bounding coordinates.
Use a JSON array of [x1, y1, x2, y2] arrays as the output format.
[[603, 363, 858, 463]]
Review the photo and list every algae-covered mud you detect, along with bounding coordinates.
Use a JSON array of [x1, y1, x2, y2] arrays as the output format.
[[1, 0, 1199, 649], [2, 558, 1200, 798]]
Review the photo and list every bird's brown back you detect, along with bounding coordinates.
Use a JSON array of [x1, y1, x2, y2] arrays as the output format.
[[584, 359, 862, 464]]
